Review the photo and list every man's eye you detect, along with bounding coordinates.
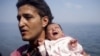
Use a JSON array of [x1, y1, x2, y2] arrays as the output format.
[[17, 15, 21, 21], [23, 14, 33, 20]]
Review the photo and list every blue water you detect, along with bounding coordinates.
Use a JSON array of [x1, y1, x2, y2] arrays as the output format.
[[0, 23, 100, 56], [61, 24, 100, 56]]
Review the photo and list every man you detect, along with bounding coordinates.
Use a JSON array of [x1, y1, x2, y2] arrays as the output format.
[[11, 0, 53, 56]]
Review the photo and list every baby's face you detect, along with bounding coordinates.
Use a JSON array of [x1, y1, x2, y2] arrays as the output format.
[[47, 24, 64, 40]]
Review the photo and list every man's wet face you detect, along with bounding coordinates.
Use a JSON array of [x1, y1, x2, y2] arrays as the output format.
[[47, 24, 64, 40], [17, 4, 43, 41]]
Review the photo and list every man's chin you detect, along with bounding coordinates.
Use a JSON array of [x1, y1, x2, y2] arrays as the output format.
[[21, 35, 38, 41], [22, 38, 29, 41], [22, 36, 36, 41], [22, 36, 31, 41]]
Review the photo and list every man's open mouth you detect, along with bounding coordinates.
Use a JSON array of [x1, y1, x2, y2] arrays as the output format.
[[20, 29, 27, 34]]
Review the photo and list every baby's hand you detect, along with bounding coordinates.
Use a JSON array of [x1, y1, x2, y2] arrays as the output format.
[[81, 51, 90, 56], [68, 39, 78, 50]]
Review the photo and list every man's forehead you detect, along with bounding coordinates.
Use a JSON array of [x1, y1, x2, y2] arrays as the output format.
[[18, 4, 38, 14]]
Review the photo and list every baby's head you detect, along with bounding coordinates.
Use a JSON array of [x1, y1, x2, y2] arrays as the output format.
[[46, 23, 64, 40]]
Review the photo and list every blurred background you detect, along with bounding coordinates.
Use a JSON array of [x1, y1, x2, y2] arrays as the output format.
[[0, 0, 100, 56]]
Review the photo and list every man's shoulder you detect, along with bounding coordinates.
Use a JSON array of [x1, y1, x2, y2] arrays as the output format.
[[10, 44, 29, 56]]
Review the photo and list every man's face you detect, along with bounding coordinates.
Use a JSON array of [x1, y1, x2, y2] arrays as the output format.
[[47, 24, 64, 40], [17, 4, 44, 41]]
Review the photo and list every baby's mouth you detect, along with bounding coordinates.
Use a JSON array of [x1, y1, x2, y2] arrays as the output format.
[[52, 32, 58, 36]]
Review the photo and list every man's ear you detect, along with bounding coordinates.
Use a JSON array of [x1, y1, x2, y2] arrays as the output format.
[[42, 16, 49, 27]]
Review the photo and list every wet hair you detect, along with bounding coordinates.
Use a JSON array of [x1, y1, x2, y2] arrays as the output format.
[[0, 52, 2, 56], [16, 0, 53, 24]]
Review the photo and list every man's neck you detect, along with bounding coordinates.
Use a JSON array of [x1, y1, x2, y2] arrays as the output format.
[[29, 30, 45, 48]]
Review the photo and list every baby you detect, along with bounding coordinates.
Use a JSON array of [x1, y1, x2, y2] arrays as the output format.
[[45, 23, 88, 56]]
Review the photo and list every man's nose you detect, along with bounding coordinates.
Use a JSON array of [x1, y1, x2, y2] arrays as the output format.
[[19, 17, 25, 28]]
